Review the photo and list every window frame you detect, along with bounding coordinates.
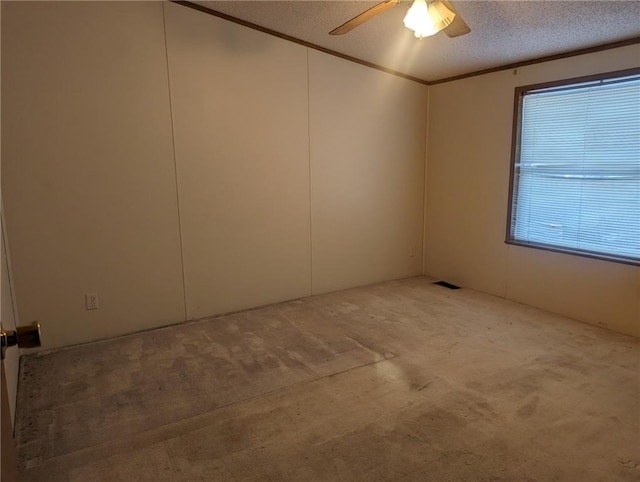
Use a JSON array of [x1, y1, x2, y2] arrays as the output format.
[[505, 67, 640, 267]]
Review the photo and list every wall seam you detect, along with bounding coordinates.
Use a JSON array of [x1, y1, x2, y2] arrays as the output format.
[[162, 2, 189, 322], [421, 85, 430, 276], [306, 48, 314, 296]]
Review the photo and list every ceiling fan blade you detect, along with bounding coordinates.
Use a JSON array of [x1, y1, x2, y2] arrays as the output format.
[[441, 1, 471, 37], [329, 0, 400, 35]]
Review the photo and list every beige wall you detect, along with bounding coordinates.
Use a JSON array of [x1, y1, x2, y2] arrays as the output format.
[[2, 2, 428, 349], [2, 2, 186, 349], [5, 1, 634, 351], [424, 44, 640, 337], [309, 50, 426, 294], [164, 3, 312, 319]]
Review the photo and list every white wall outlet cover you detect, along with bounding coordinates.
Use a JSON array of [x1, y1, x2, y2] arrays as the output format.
[[85, 293, 99, 310]]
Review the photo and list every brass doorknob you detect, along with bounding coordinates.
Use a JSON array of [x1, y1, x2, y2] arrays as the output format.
[[1, 321, 41, 359]]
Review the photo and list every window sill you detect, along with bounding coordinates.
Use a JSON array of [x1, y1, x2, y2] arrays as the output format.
[[504, 239, 640, 267]]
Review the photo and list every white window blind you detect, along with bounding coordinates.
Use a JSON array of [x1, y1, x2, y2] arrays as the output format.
[[509, 73, 640, 263]]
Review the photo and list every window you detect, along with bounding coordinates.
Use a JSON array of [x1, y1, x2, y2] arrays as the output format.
[[507, 68, 640, 265]]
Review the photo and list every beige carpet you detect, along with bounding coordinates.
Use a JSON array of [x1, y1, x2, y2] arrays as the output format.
[[15, 277, 640, 481]]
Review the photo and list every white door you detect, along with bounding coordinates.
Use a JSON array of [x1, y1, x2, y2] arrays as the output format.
[[1, 1, 20, 476], [1, 211, 20, 430], [1, 206, 21, 481]]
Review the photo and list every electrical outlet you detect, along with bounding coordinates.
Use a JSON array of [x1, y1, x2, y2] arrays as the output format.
[[85, 293, 99, 310]]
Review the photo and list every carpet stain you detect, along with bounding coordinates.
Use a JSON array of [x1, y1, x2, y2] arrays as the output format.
[[517, 395, 540, 417]]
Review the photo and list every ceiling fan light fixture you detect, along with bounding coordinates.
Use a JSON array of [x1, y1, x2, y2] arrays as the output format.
[[403, 0, 435, 38], [403, 0, 456, 39], [429, 1, 456, 30]]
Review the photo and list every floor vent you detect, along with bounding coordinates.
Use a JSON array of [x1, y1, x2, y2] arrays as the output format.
[[433, 281, 461, 290]]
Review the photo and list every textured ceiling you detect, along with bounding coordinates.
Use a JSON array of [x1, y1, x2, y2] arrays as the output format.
[[189, 1, 640, 82]]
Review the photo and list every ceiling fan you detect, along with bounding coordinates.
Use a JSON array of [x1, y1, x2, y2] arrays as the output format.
[[329, 0, 470, 39]]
